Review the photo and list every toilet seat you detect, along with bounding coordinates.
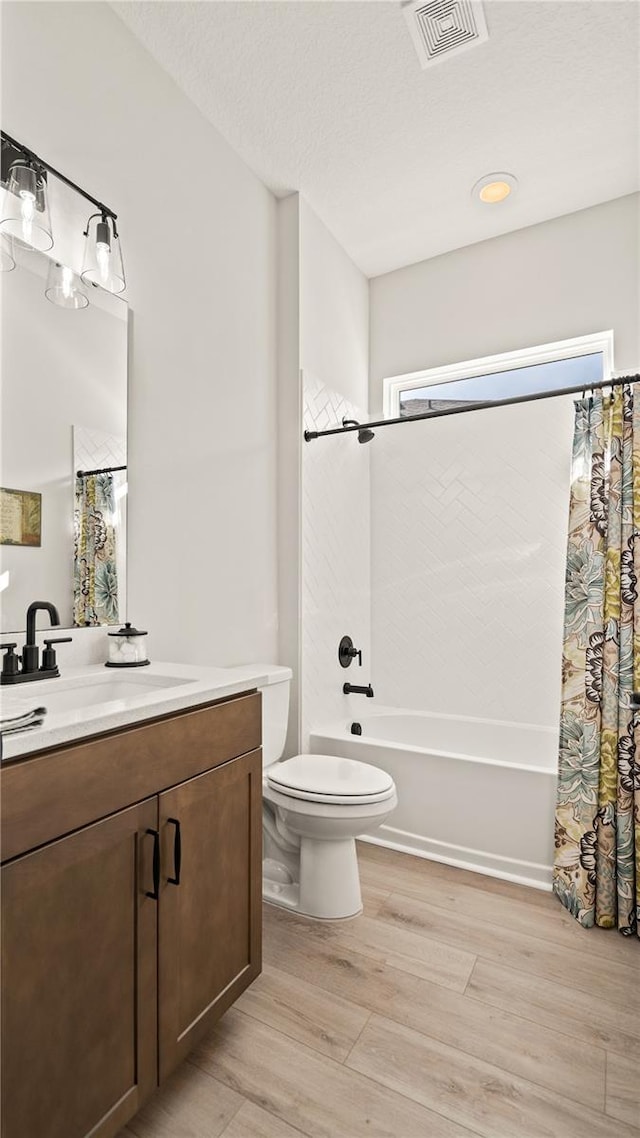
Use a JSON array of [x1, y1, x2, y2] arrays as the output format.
[[266, 753, 395, 805]]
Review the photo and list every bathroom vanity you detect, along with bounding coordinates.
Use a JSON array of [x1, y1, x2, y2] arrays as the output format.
[[0, 665, 266, 1138]]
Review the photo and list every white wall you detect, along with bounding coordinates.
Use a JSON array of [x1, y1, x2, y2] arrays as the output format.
[[276, 194, 302, 755], [1, 254, 127, 633], [370, 194, 640, 414], [299, 200, 369, 408], [371, 396, 575, 727], [277, 194, 370, 752], [2, 1, 278, 665]]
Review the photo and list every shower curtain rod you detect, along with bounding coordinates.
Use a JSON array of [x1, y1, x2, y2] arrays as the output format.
[[76, 464, 127, 477], [303, 372, 640, 442]]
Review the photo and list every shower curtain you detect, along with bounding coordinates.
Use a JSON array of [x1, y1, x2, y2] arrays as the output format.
[[73, 472, 120, 626], [555, 384, 640, 937]]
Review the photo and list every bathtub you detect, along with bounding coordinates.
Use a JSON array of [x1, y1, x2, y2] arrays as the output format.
[[310, 708, 558, 889]]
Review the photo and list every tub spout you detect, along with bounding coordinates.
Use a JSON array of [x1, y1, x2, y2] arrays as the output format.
[[343, 683, 374, 697]]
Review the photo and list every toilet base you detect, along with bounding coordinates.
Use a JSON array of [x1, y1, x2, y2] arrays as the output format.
[[263, 895, 363, 922], [263, 835, 363, 920], [300, 836, 362, 919], [263, 877, 301, 912]]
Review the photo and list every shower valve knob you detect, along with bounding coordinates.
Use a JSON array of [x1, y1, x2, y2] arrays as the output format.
[[338, 635, 362, 668]]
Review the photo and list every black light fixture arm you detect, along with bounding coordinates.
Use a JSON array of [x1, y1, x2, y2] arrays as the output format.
[[1, 130, 117, 222], [83, 211, 119, 240]]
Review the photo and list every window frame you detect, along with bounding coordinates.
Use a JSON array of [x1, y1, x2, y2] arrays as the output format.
[[383, 330, 615, 419]]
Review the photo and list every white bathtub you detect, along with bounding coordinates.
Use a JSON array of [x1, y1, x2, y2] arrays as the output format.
[[310, 708, 558, 890]]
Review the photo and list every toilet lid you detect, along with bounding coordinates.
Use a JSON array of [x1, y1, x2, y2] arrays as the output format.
[[267, 754, 394, 804]]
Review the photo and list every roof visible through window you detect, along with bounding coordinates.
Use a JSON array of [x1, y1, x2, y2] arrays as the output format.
[[398, 352, 604, 417]]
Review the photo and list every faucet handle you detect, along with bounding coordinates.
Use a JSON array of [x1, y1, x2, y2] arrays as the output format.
[[0, 644, 20, 679], [338, 635, 363, 668], [42, 637, 72, 672]]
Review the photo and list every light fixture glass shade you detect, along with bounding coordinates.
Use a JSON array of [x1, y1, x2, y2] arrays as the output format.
[[45, 262, 89, 309], [0, 159, 54, 251], [0, 233, 15, 272], [81, 214, 125, 294]]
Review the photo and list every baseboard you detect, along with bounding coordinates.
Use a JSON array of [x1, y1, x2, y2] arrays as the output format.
[[360, 824, 553, 891]]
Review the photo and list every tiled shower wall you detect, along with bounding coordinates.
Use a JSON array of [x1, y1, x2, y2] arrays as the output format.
[[371, 396, 575, 727], [301, 373, 371, 749]]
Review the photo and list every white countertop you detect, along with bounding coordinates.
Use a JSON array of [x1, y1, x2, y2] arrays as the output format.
[[0, 661, 284, 762]]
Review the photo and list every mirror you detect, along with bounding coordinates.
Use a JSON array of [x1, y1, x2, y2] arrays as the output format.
[[0, 243, 128, 634]]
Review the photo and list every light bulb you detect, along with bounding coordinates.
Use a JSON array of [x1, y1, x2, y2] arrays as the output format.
[[472, 172, 518, 205], [45, 262, 89, 309], [19, 189, 35, 242], [20, 191, 35, 217], [61, 266, 73, 300], [0, 159, 53, 252], [96, 241, 111, 283], [479, 181, 511, 204]]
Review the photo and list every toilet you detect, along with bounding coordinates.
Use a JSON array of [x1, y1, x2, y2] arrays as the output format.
[[259, 666, 397, 919]]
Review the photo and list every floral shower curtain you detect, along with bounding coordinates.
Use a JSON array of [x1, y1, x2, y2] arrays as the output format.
[[73, 472, 120, 626], [555, 383, 640, 938]]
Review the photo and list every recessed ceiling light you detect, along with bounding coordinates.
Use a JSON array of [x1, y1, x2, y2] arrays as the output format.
[[473, 172, 518, 204]]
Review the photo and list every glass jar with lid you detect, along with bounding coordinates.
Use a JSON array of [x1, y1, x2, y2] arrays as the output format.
[[106, 622, 150, 667]]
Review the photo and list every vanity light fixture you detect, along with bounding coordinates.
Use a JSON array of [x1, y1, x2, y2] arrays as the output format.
[[472, 171, 518, 204], [0, 156, 53, 251], [45, 261, 89, 309], [81, 212, 125, 294], [1, 129, 125, 293]]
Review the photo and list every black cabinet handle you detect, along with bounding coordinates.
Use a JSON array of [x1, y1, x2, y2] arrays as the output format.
[[145, 828, 160, 900], [167, 818, 181, 886]]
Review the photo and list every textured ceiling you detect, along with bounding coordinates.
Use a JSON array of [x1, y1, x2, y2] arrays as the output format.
[[112, 0, 640, 277]]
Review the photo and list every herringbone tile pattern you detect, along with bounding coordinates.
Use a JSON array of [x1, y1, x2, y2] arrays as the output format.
[[301, 374, 371, 747], [371, 396, 576, 725], [73, 424, 127, 476]]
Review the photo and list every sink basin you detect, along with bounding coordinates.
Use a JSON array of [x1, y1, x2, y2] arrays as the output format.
[[32, 671, 193, 714]]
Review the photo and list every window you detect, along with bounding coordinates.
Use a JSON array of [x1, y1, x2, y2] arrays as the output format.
[[383, 331, 614, 419]]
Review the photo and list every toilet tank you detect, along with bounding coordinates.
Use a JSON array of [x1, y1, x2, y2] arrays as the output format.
[[257, 666, 293, 768]]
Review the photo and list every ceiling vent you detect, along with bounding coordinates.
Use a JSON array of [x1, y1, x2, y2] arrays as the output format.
[[403, 0, 489, 69]]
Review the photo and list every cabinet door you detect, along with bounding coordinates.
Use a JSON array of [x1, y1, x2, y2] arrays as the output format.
[[158, 748, 262, 1080], [1, 799, 158, 1138]]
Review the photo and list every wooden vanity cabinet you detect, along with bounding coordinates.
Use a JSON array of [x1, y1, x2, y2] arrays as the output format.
[[158, 748, 262, 1080], [1, 799, 158, 1138], [0, 692, 263, 1138]]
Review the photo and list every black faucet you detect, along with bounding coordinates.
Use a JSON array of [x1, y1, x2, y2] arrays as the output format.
[[0, 601, 72, 685], [343, 682, 374, 698], [23, 601, 61, 673]]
